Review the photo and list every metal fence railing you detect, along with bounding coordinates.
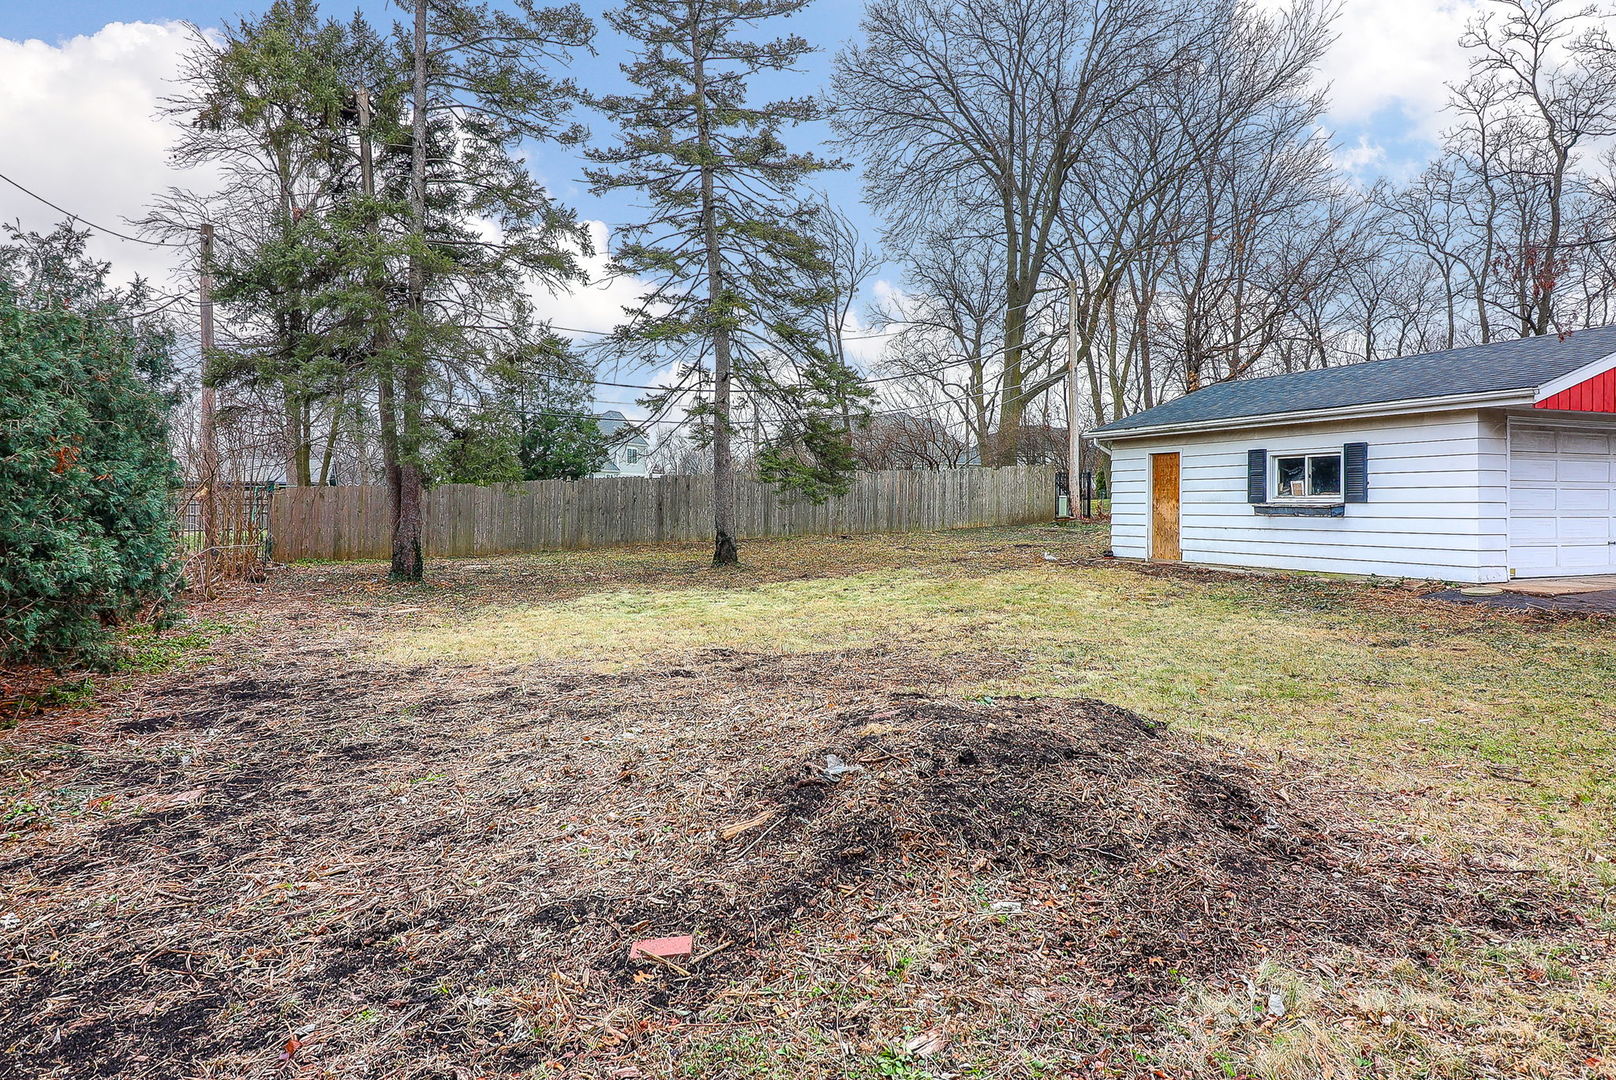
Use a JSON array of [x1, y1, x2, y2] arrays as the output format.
[[173, 481, 278, 590]]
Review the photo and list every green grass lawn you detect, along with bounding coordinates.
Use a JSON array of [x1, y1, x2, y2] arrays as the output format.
[[379, 525, 1616, 865]]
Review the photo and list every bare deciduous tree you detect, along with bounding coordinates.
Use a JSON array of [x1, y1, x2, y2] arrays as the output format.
[[831, 0, 1188, 464]]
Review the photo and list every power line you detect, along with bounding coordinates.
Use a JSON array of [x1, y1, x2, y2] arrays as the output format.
[[575, 329, 1059, 396], [546, 284, 1064, 342], [420, 392, 692, 426], [548, 322, 899, 342], [0, 171, 189, 249], [0, 181, 1031, 395]]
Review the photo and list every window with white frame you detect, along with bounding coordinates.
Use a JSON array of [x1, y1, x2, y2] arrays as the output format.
[[1272, 452, 1342, 500]]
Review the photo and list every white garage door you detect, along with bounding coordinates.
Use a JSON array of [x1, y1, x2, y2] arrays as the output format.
[[1509, 422, 1616, 577]]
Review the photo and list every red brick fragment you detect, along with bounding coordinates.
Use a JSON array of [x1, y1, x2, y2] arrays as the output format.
[[628, 935, 693, 960]]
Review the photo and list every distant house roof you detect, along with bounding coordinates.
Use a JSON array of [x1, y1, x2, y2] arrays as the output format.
[[597, 409, 646, 442], [1091, 326, 1616, 437], [596, 409, 648, 446]]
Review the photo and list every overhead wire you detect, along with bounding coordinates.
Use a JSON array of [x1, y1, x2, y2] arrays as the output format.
[[1, 173, 1052, 401], [0, 173, 1066, 435], [123, 293, 196, 319], [0, 172, 190, 249], [567, 326, 1062, 396], [548, 322, 899, 342]]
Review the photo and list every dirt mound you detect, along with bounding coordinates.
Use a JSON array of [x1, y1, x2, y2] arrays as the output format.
[[418, 694, 1524, 1013], [0, 655, 1545, 1078], [710, 696, 1490, 994]]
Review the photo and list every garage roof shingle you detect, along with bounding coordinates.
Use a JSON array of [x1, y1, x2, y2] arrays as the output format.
[[1091, 325, 1616, 435]]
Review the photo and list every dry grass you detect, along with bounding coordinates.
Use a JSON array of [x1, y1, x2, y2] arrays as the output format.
[[379, 571, 957, 664], [378, 533, 1616, 865], [4, 524, 1615, 1079]]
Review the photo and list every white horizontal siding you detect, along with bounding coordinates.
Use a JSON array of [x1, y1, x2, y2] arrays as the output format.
[[1107, 410, 1506, 582]]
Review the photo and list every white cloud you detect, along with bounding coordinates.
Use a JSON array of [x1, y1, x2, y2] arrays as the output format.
[[845, 277, 908, 370], [840, 319, 895, 373], [1333, 133, 1388, 176], [0, 22, 661, 419], [1313, 0, 1481, 142], [530, 218, 649, 339], [0, 21, 202, 290]]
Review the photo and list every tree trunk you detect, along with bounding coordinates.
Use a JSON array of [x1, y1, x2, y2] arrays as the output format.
[[1535, 146, 1568, 336], [691, 25, 737, 566], [392, 0, 429, 582], [317, 394, 340, 485], [284, 391, 310, 486], [994, 284, 1028, 466], [297, 394, 313, 485], [378, 369, 402, 529]]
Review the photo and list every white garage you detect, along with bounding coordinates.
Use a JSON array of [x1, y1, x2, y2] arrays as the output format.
[[1508, 422, 1616, 577], [1092, 328, 1616, 584]]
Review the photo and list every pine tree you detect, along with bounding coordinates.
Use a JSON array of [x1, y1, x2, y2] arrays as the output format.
[[392, 0, 594, 581], [426, 335, 610, 483], [156, 0, 595, 582], [152, 1, 395, 487], [586, 0, 867, 566], [0, 226, 181, 666]]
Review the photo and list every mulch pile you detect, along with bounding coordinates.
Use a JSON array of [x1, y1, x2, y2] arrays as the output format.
[[748, 697, 1488, 984], [0, 648, 1545, 1078]]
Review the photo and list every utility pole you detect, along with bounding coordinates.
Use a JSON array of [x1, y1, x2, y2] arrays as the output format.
[[1066, 278, 1082, 518], [198, 222, 219, 554]]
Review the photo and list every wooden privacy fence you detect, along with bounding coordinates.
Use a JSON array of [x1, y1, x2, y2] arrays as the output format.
[[269, 465, 1057, 561]]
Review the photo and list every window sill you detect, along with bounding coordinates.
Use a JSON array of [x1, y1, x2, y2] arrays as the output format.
[[1253, 502, 1345, 517]]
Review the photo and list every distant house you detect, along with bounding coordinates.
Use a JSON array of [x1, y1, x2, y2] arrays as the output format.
[[592, 410, 651, 478], [1090, 327, 1616, 583]]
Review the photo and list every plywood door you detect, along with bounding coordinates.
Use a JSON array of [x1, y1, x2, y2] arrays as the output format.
[[1150, 452, 1181, 561]]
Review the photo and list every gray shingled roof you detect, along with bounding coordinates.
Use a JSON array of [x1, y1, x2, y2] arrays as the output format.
[[1091, 325, 1616, 436], [596, 409, 648, 446]]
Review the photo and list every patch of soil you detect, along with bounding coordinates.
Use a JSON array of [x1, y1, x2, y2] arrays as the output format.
[[1, 665, 92, 729], [0, 648, 1555, 1079], [1427, 586, 1616, 616], [737, 698, 1504, 990]]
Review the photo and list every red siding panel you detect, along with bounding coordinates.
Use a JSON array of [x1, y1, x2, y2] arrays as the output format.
[[1536, 367, 1616, 412]]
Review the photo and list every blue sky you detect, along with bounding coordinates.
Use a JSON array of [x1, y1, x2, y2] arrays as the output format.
[[2, 0, 872, 297], [0, 0, 1486, 400]]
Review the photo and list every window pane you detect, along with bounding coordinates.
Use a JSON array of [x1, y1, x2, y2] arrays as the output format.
[[1275, 457, 1305, 498], [1309, 455, 1342, 496]]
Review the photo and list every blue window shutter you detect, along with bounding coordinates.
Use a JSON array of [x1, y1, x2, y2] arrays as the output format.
[[1246, 448, 1267, 503], [1344, 442, 1369, 503]]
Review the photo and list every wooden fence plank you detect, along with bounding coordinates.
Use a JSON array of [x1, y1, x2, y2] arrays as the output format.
[[268, 466, 1056, 561]]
